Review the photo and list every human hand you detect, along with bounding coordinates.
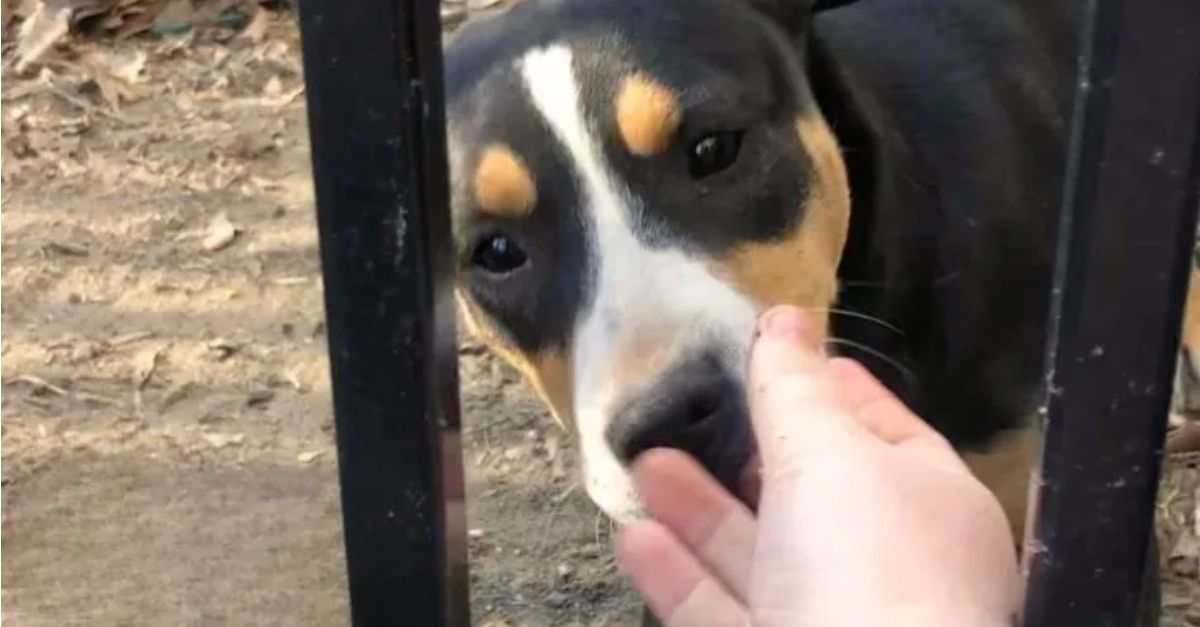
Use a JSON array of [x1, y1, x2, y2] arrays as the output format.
[[615, 305, 1020, 626]]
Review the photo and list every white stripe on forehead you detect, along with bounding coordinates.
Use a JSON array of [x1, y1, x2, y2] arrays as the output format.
[[518, 43, 759, 522], [519, 45, 632, 232], [519, 44, 645, 519]]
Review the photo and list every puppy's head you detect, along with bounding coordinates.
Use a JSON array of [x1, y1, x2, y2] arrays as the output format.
[[446, 0, 850, 521]]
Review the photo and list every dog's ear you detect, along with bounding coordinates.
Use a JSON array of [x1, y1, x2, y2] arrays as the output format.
[[750, 0, 859, 31]]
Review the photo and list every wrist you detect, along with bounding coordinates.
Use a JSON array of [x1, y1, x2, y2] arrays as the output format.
[[886, 602, 1016, 627]]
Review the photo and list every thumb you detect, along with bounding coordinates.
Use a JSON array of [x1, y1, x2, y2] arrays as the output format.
[[747, 306, 865, 474], [749, 305, 825, 381]]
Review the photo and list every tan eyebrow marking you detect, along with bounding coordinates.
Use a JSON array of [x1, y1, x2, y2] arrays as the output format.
[[473, 144, 537, 217], [710, 112, 852, 340], [456, 290, 574, 428], [616, 73, 682, 157]]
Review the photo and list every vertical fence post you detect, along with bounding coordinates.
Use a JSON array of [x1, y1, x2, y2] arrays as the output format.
[[1022, 0, 1200, 625], [297, 0, 469, 625]]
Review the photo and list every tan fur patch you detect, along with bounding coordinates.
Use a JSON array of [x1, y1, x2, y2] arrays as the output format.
[[711, 113, 851, 339], [1170, 266, 1200, 419], [610, 336, 675, 395], [616, 73, 682, 157], [1181, 266, 1200, 354], [960, 425, 1040, 543], [473, 144, 537, 217], [456, 291, 573, 428]]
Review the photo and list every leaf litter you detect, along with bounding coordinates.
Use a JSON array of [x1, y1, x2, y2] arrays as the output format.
[[2, 2, 1194, 624]]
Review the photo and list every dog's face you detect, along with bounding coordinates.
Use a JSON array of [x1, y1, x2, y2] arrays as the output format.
[[446, 0, 850, 521]]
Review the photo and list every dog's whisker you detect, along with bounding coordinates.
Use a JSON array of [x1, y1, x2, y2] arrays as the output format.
[[838, 279, 892, 288], [824, 336, 919, 385], [840, 269, 965, 290], [807, 307, 906, 337], [929, 269, 964, 286]]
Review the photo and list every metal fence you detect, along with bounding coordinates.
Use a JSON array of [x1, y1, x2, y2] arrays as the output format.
[[295, 0, 1200, 625]]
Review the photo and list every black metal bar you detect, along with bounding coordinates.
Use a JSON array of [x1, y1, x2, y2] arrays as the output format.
[[297, 0, 468, 625], [1022, 0, 1200, 625]]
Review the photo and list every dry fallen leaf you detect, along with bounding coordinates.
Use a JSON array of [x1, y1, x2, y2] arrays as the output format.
[[158, 381, 194, 412], [80, 49, 146, 110], [1168, 532, 1200, 578], [296, 450, 322, 464], [154, 28, 195, 57], [43, 239, 89, 256], [202, 432, 245, 449], [201, 213, 240, 251], [205, 337, 239, 361], [75, 390, 118, 406], [14, 0, 77, 72], [132, 345, 163, 389], [270, 86, 305, 110], [7, 0, 41, 27], [1194, 480, 1200, 538], [107, 48, 147, 84], [109, 330, 157, 347], [237, 5, 268, 43], [1168, 421, 1200, 454], [261, 74, 282, 99], [245, 388, 274, 408], [65, 339, 108, 364], [112, 0, 169, 39], [283, 369, 306, 393], [14, 373, 68, 396]]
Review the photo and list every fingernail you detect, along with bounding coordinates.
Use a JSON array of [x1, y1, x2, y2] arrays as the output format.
[[758, 305, 806, 338]]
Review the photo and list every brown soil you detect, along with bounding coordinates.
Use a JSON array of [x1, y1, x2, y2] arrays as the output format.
[[1, 14, 637, 626], [1, 10, 1195, 627]]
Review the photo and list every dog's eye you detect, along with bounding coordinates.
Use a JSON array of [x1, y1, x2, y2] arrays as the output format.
[[688, 131, 743, 178], [471, 233, 528, 274]]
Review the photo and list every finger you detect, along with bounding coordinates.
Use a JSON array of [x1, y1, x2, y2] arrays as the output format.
[[747, 306, 865, 470], [826, 358, 966, 468], [737, 451, 762, 509], [826, 357, 940, 443], [633, 448, 758, 600], [617, 522, 749, 627], [749, 305, 826, 378]]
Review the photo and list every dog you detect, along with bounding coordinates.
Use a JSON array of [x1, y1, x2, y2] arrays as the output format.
[[442, 0, 1195, 540]]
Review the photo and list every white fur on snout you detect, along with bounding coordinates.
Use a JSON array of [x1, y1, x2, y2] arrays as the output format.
[[521, 45, 759, 522]]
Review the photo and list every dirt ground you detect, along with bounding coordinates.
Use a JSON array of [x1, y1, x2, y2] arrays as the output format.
[[0, 8, 1196, 627]]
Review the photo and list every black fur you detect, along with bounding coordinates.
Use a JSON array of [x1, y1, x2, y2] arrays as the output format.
[[446, 0, 1081, 453], [813, 0, 1079, 447]]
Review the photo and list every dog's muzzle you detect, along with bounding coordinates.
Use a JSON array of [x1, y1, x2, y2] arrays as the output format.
[[604, 352, 754, 493]]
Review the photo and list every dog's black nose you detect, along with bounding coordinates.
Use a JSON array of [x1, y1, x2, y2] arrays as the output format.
[[606, 353, 750, 489]]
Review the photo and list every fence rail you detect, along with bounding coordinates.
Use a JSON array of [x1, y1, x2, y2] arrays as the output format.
[[298, 0, 468, 624], [1022, 1, 1200, 625], [296, 0, 1200, 625]]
